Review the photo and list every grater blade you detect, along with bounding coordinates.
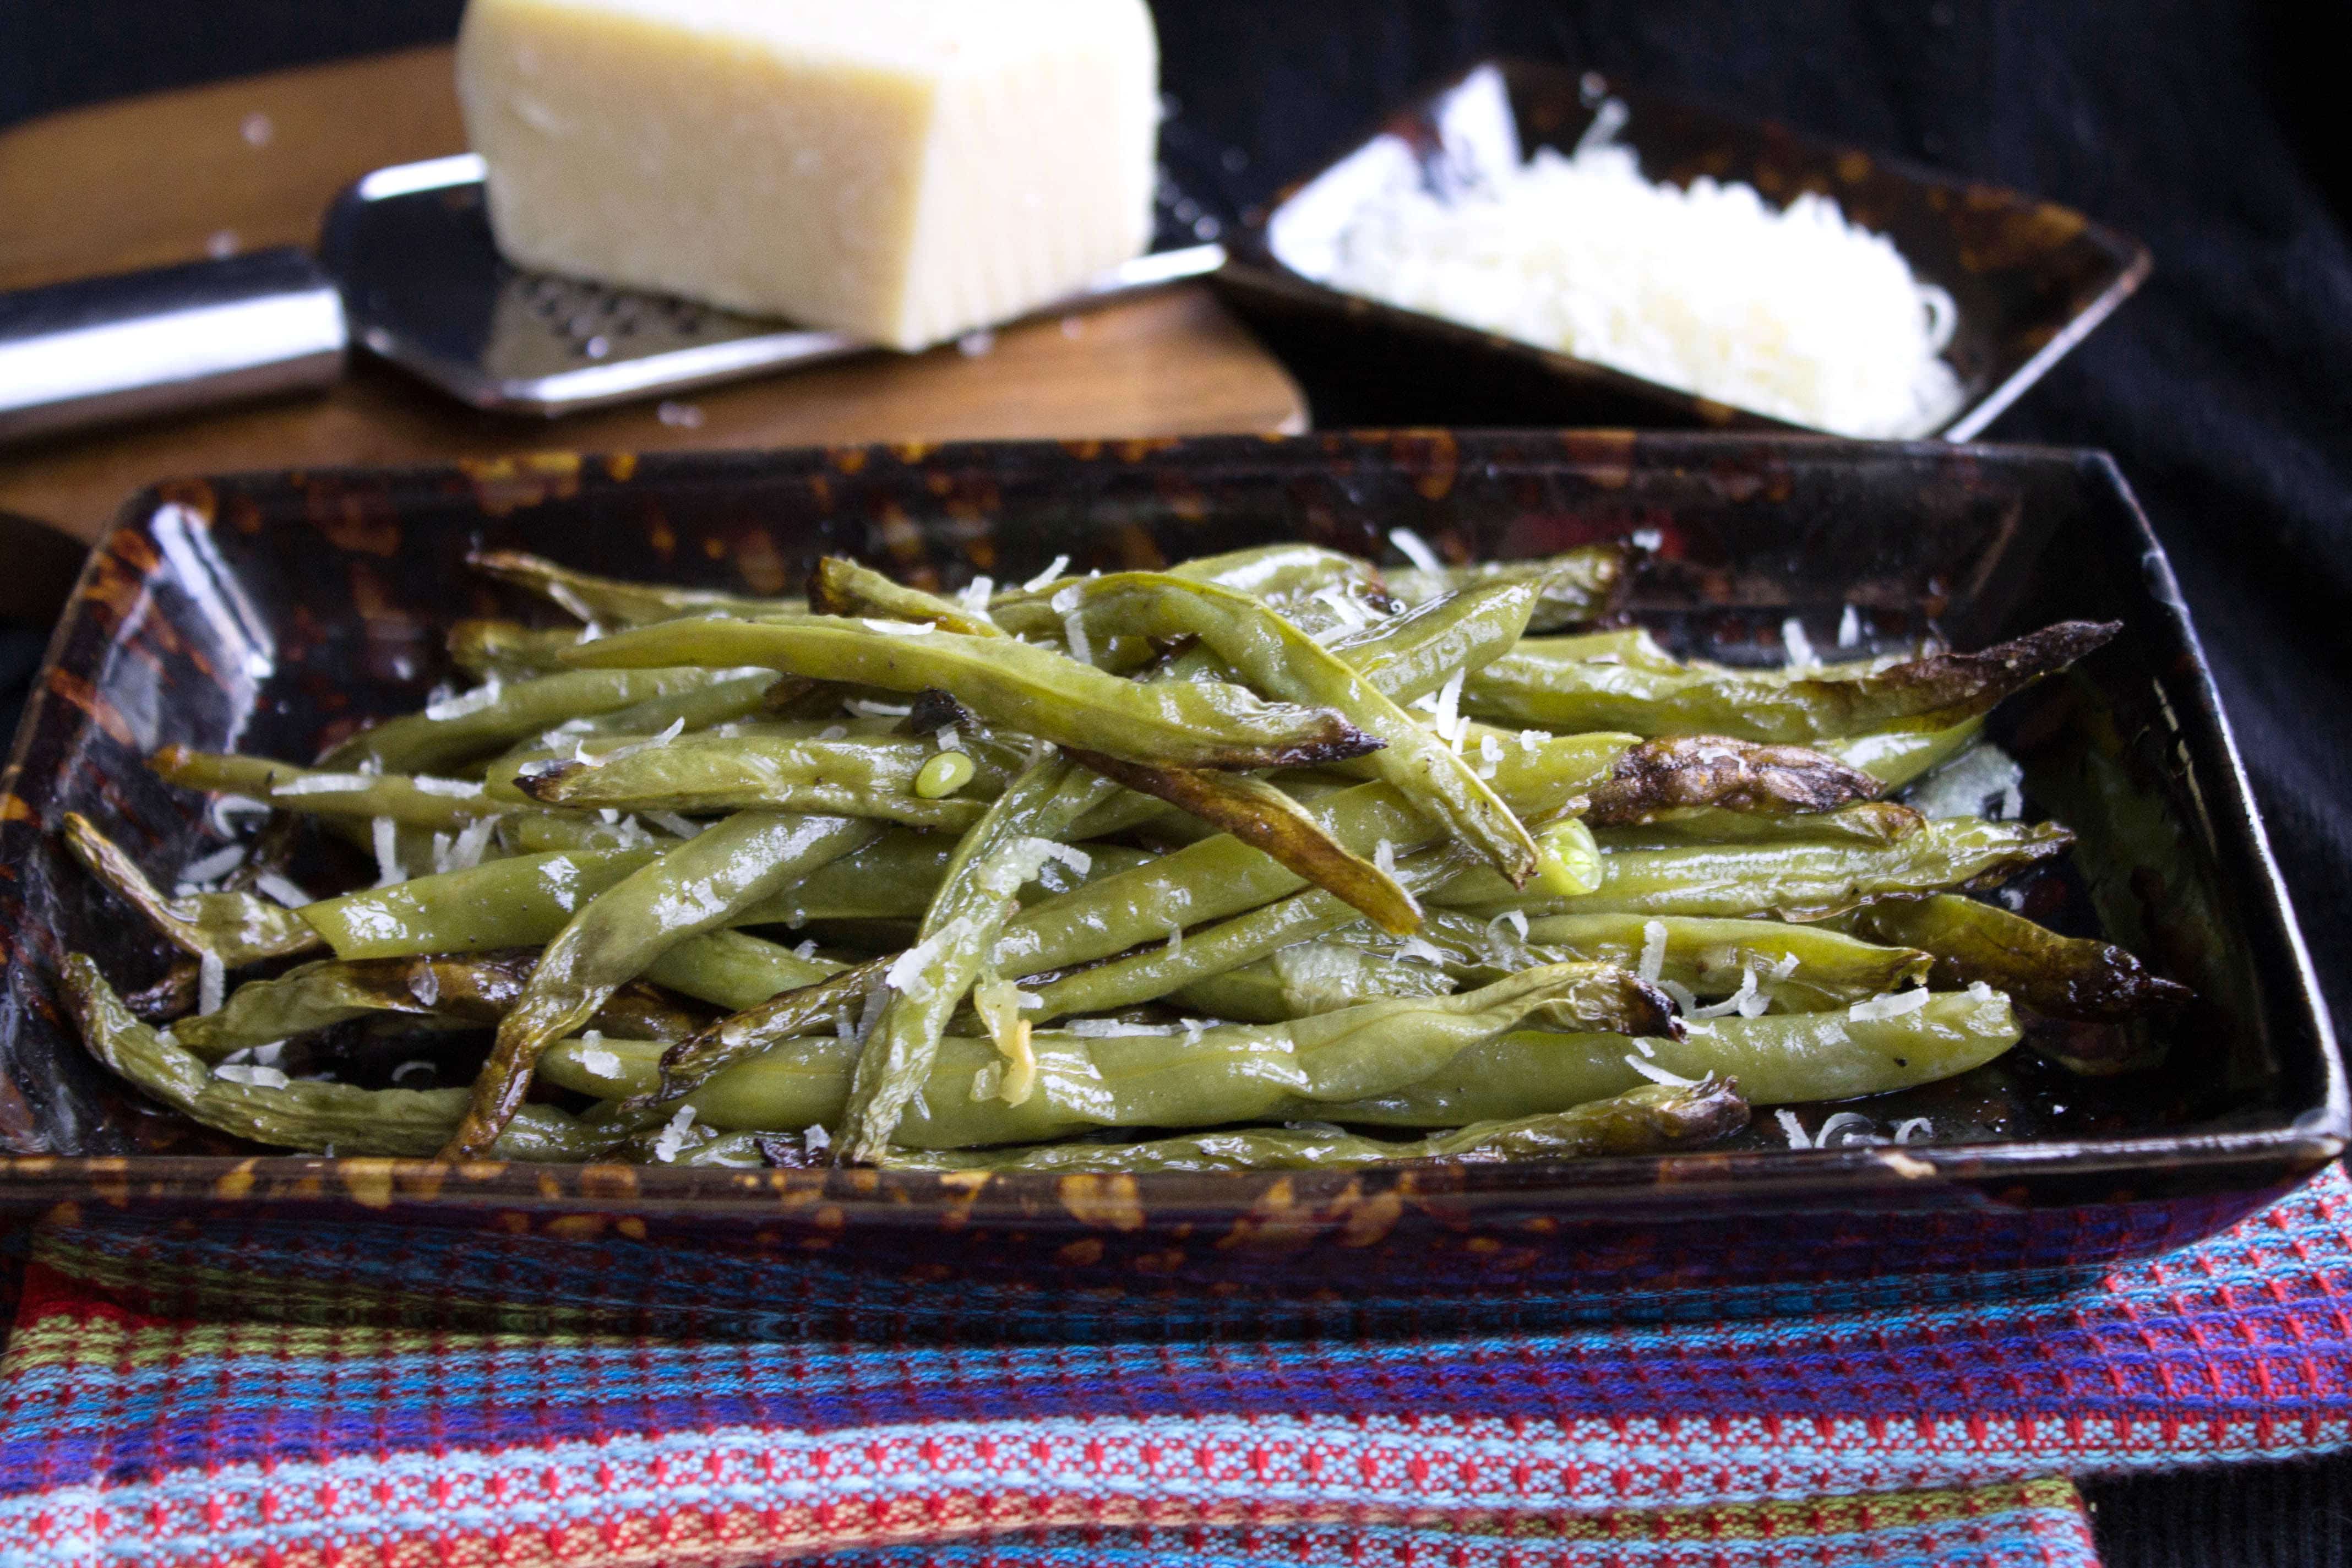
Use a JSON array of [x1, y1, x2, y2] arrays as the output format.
[[319, 154, 1227, 418]]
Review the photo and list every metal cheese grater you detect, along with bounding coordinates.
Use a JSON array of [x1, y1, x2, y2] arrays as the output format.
[[0, 153, 1228, 442]]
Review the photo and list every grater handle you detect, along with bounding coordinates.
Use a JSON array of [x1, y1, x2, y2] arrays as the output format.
[[0, 247, 347, 444]]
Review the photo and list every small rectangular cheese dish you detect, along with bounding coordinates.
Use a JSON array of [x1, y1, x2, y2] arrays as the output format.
[[455, 0, 1162, 350]]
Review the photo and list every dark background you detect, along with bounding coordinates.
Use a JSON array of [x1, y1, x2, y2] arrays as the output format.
[[4, 4, 2348, 1562]]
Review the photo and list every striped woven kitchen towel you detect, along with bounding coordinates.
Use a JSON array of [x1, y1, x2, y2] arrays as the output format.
[[3, 1164, 2349, 1568]]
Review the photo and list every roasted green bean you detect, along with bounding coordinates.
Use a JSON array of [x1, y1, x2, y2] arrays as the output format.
[[622, 956, 891, 1115], [1580, 736, 1883, 824], [1434, 818, 2074, 921], [153, 747, 524, 835], [565, 672, 791, 740], [64, 956, 616, 1159], [301, 847, 661, 959], [562, 615, 1381, 771], [1517, 914, 1932, 1010], [63, 813, 322, 966], [1042, 572, 1540, 883], [443, 810, 878, 1157], [1464, 623, 2119, 742], [171, 951, 707, 1057], [547, 962, 1676, 1147], [325, 668, 738, 774], [1383, 546, 1629, 633], [866, 1078, 1744, 1173], [518, 732, 993, 830], [1023, 843, 1475, 1024], [837, 755, 1095, 1159], [992, 734, 1632, 981], [1172, 940, 1460, 1023], [1322, 988, 2021, 1124], [1063, 749, 1419, 934], [470, 549, 798, 626], [1592, 802, 1925, 850], [1823, 721, 1985, 791], [989, 543, 1384, 644], [1850, 894, 2192, 1022], [449, 620, 593, 678], [809, 557, 1006, 638], [1319, 576, 1545, 700]]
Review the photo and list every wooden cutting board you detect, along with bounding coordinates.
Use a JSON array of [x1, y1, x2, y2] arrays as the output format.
[[0, 44, 1306, 608]]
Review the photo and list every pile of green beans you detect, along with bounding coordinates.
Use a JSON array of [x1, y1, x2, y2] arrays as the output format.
[[56, 541, 2175, 1172]]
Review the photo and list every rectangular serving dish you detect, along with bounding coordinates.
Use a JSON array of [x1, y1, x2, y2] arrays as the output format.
[[1217, 61, 2150, 439], [0, 433, 2337, 1340]]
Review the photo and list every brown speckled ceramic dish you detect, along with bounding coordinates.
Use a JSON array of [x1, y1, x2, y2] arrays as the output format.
[[1217, 62, 2150, 439], [0, 433, 2335, 1338]]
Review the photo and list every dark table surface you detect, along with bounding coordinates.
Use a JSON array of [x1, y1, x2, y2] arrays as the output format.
[[5, 3, 2348, 1564]]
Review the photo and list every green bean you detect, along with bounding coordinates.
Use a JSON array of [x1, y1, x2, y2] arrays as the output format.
[[233, 857, 828, 1019], [567, 672, 789, 739], [729, 829, 951, 924], [1821, 721, 1986, 791], [1001, 569, 1537, 701], [1022, 584, 1566, 891], [1184, 941, 1461, 1023], [1321, 988, 2021, 1125], [324, 668, 734, 774], [1171, 543, 1386, 602], [152, 747, 525, 835], [1849, 894, 2191, 1022], [641, 928, 842, 1011], [62, 813, 322, 966], [1591, 802, 1925, 850], [1024, 844, 1475, 1024], [619, 957, 892, 1114], [999, 787, 1507, 981], [1580, 736, 1883, 825], [1166, 903, 1556, 1022], [1064, 749, 1419, 934], [498, 814, 679, 853], [838, 756, 1098, 1159], [900, 961, 1680, 1147], [1044, 573, 1539, 883], [562, 616, 1381, 771], [809, 557, 1005, 638], [1517, 914, 1932, 1010], [517, 732, 992, 830], [449, 620, 592, 678], [726, 828, 1162, 928], [1319, 576, 1545, 702], [1463, 623, 2120, 742], [1384, 546, 1630, 633], [63, 956, 616, 1159], [172, 951, 707, 1057], [874, 1079, 1745, 1173], [986, 732, 1625, 980], [470, 549, 798, 625], [300, 848, 661, 959], [556, 962, 1677, 1147], [1434, 818, 2075, 922], [443, 811, 880, 1157], [990, 543, 1383, 641]]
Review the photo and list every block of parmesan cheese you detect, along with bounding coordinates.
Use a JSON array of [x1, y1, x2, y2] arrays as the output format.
[[455, 0, 1161, 351]]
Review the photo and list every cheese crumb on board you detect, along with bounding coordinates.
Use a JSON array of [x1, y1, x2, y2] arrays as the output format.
[[458, 0, 1161, 350]]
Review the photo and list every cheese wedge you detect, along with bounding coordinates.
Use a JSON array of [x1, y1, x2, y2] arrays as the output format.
[[455, 0, 1161, 351]]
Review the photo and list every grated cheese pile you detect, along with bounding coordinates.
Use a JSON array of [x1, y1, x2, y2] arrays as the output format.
[[1322, 139, 1964, 438]]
